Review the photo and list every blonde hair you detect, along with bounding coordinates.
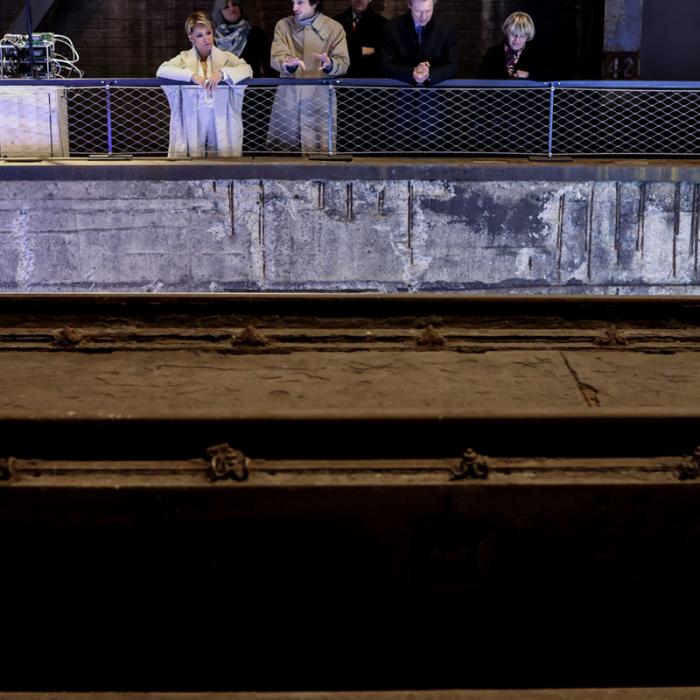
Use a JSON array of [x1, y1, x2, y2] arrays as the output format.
[[185, 12, 214, 35], [503, 11, 535, 41]]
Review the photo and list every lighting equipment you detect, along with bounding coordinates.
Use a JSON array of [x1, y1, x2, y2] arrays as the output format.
[[0, 32, 83, 78]]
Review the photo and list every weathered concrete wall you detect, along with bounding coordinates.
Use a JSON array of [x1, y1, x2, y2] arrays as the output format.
[[604, 0, 644, 52], [1, 170, 699, 293]]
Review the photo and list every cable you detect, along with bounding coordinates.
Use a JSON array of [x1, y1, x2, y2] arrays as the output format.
[[0, 32, 82, 79], [53, 34, 80, 62]]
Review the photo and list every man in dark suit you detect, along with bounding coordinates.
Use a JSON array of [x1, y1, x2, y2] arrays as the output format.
[[334, 0, 387, 78], [381, 0, 458, 151], [382, 0, 457, 86], [333, 0, 388, 153]]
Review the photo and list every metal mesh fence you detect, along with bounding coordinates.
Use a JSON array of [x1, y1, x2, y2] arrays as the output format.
[[240, 83, 552, 155], [66, 86, 108, 155], [66, 85, 170, 156], [552, 87, 700, 155], [3, 79, 700, 158]]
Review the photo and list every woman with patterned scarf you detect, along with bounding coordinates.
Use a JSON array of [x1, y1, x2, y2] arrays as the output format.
[[212, 0, 271, 78], [478, 11, 540, 80]]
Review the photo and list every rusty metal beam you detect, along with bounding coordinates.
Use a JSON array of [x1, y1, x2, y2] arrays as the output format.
[[1, 294, 699, 693], [2, 293, 700, 461], [2, 691, 700, 699]]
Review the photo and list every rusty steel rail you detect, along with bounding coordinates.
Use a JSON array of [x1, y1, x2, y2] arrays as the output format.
[[0, 293, 700, 463], [2, 293, 700, 694], [2, 692, 700, 700]]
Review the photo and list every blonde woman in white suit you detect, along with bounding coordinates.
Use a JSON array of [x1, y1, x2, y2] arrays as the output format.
[[157, 12, 253, 157]]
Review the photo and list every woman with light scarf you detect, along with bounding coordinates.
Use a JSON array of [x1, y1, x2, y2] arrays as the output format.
[[212, 0, 271, 78]]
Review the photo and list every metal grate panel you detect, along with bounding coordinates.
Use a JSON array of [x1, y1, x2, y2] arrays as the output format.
[[553, 87, 700, 155], [3, 80, 700, 158]]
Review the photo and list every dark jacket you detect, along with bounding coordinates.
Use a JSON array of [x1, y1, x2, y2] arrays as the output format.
[[381, 11, 458, 85], [477, 41, 541, 80], [334, 6, 387, 77], [239, 25, 273, 78]]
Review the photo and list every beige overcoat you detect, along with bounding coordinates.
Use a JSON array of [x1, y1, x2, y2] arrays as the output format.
[[267, 14, 349, 153]]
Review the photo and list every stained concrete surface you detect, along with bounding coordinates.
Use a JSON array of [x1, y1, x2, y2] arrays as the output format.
[[2, 159, 700, 293]]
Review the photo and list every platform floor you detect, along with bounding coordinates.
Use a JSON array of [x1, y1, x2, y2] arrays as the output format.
[[2, 155, 700, 182]]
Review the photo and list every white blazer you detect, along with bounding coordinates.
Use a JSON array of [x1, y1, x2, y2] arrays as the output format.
[[157, 45, 253, 85], [157, 47, 253, 158]]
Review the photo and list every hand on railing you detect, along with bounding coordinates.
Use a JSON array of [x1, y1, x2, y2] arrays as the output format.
[[206, 69, 224, 92], [192, 70, 223, 96]]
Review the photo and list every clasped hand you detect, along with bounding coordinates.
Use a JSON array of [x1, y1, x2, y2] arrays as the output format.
[[193, 69, 223, 95], [413, 61, 431, 84]]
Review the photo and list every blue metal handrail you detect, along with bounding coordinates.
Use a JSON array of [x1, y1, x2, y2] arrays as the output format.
[[3, 78, 700, 158], [5, 77, 700, 88]]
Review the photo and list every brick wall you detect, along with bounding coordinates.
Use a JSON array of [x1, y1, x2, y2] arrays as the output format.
[[0, 0, 603, 78], [0, 0, 20, 32]]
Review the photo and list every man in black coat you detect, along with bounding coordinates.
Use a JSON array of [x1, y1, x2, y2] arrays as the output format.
[[333, 0, 388, 152], [381, 0, 458, 151], [334, 0, 387, 78]]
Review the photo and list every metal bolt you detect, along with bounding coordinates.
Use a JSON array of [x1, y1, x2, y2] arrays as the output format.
[[450, 448, 489, 481], [678, 446, 700, 481], [207, 443, 250, 482]]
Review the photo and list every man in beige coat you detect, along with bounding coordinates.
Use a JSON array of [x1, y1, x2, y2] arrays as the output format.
[[267, 0, 349, 154], [157, 12, 253, 157]]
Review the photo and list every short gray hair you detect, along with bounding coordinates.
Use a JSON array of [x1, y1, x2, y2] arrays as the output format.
[[503, 11, 535, 41]]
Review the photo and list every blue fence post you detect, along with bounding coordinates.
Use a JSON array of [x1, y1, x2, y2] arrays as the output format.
[[105, 82, 113, 155], [327, 83, 335, 157], [547, 83, 555, 158]]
